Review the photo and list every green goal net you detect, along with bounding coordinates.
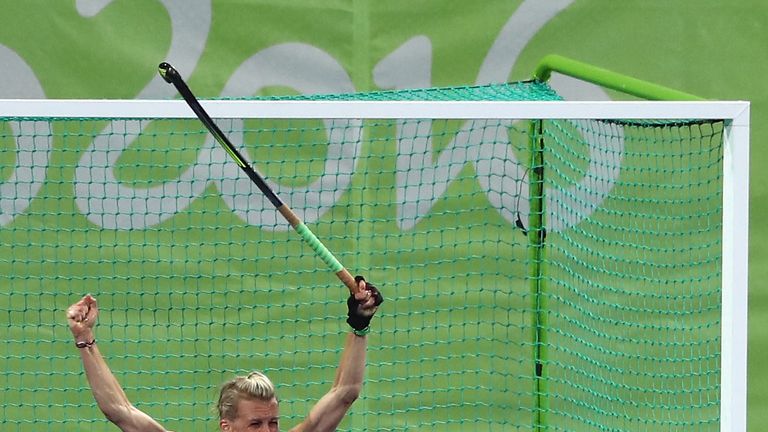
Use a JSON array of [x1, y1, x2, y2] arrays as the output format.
[[0, 81, 748, 431]]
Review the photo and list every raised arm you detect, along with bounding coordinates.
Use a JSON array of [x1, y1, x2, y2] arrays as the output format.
[[291, 277, 384, 432], [66, 295, 168, 432]]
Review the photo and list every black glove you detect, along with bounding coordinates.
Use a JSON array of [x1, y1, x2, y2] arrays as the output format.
[[346, 275, 384, 331]]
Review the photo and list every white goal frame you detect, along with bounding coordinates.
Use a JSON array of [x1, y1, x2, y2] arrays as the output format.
[[0, 98, 750, 432]]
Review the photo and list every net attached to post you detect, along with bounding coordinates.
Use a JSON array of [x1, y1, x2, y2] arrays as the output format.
[[0, 81, 725, 431]]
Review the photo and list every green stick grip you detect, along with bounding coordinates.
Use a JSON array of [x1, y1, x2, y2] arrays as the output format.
[[295, 223, 344, 273]]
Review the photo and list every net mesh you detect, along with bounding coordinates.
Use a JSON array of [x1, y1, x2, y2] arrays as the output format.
[[539, 119, 723, 431], [0, 81, 724, 431]]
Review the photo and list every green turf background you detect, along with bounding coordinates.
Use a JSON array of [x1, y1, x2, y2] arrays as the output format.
[[0, 0, 763, 430]]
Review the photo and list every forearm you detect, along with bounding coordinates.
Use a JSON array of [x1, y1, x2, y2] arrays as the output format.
[[77, 341, 135, 423], [332, 332, 367, 395], [67, 295, 165, 432], [292, 278, 380, 432], [293, 332, 367, 432], [77, 339, 166, 432]]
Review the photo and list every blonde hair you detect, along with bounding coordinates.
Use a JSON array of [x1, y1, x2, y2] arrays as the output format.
[[217, 371, 277, 420]]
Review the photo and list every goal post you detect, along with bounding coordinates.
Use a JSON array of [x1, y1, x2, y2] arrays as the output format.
[[719, 103, 750, 432], [0, 86, 749, 431], [532, 53, 750, 432]]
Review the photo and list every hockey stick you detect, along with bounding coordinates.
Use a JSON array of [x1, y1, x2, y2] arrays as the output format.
[[157, 62, 359, 295]]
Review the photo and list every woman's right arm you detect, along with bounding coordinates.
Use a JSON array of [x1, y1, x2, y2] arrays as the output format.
[[67, 295, 168, 432]]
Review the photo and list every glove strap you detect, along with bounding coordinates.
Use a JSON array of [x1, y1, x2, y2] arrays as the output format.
[[352, 327, 370, 337]]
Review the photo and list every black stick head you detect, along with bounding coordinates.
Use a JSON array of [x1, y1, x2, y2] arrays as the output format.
[[157, 62, 178, 84]]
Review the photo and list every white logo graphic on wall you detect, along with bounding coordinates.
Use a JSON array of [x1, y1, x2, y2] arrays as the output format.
[[1, 0, 622, 232]]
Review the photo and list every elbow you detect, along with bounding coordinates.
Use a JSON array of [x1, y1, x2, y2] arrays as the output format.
[[336, 383, 363, 406], [98, 402, 136, 427]]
